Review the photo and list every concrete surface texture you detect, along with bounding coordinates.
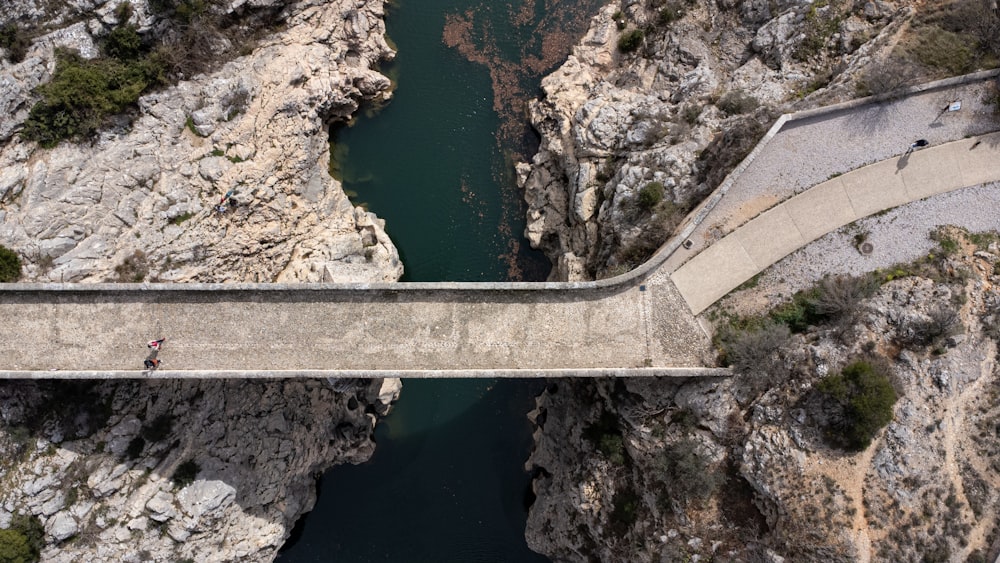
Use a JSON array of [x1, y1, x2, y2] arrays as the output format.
[[0, 264, 719, 377], [671, 132, 1000, 314]]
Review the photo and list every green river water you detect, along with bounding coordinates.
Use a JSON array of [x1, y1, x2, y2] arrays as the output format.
[[276, 0, 604, 559]]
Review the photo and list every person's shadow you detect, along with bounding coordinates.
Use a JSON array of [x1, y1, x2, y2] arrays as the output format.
[[896, 150, 911, 173]]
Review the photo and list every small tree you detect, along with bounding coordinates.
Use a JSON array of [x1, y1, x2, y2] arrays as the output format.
[[172, 460, 200, 488], [637, 182, 664, 210], [658, 438, 723, 506], [0, 528, 34, 563], [0, 245, 22, 282], [816, 360, 897, 451], [617, 29, 644, 53]]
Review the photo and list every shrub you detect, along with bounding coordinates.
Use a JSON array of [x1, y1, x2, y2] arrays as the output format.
[[658, 438, 723, 505], [716, 90, 760, 116], [125, 436, 146, 459], [21, 49, 164, 147], [141, 414, 174, 442], [0, 23, 30, 63], [103, 25, 144, 61], [617, 29, 644, 53], [637, 182, 664, 210], [855, 58, 918, 98], [113, 250, 150, 283], [809, 274, 879, 320], [609, 488, 639, 533], [659, 5, 684, 25], [0, 245, 22, 282], [172, 460, 200, 488], [9, 513, 43, 561], [816, 360, 897, 450], [695, 116, 767, 194], [717, 320, 790, 376], [0, 528, 34, 562], [900, 305, 960, 349], [584, 411, 626, 465], [793, 2, 842, 61]]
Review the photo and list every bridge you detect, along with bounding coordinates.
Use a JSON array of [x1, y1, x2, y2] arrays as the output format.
[[1, 71, 998, 378]]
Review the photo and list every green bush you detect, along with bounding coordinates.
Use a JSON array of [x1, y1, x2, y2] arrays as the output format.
[[0, 245, 22, 282], [1, 513, 44, 562], [0, 528, 34, 563], [716, 90, 760, 116], [21, 49, 164, 147], [816, 360, 897, 451], [172, 460, 200, 488], [637, 182, 664, 210], [103, 24, 143, 61], [617, 29, 644, 53], [0, 23, 30, 63]]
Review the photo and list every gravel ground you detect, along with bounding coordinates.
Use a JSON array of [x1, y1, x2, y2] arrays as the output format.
[[668, 78, 1000, 270], [714, 181, 1000, 317]]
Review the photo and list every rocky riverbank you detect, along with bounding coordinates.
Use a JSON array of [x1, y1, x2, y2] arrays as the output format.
[[0, 0, 404, 560], [0, 378, 401, 562], [0, 0, 401, 284]]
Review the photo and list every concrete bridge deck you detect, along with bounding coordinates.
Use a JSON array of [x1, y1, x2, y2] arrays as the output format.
[[0, 266, 722, 378]]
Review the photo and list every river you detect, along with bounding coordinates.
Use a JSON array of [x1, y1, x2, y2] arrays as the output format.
[[276, 0, 603, 560]]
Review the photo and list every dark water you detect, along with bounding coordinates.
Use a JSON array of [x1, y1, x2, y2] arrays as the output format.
[[276, 379, 548, 562], [277, 0, 604, 560]]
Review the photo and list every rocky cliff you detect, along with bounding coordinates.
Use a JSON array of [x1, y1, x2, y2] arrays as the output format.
[[525, 229, 1000, 562], [1, 0, 402, 284], [0, 377, 401, 562], [517, 0, 913, 280], [521, 0, 1000, 560], [0, 0, 405, 560]]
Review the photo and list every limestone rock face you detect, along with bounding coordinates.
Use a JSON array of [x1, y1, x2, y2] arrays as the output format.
[[0, 0, 405, 561], [0, 0, 402, 284], [0, 378, 399, 562], [518, 1, 910, 280], [525, 240, 1000, 561]]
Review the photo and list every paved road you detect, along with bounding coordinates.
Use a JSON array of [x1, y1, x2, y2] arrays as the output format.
[[671, 132, 1000, 314]]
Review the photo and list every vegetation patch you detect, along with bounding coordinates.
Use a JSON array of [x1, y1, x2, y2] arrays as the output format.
[[21, 21, 167, 147], [0, 23, 30, 64], [172, 459, 200, 488], [609, 488, 640, 534], [895, 0, 1000, 78], [793, 1, 843, 62], [716, 90, 759, 116], [0, 245, 22, 282], [0, 514, 44, 562], [637, 181, 664, 210], [584, 410, 626, 465], [113, 250, 150, 283], [617, 29, 645, 53], [815, 359, 898, 451], [657, 438, 723, 506]]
